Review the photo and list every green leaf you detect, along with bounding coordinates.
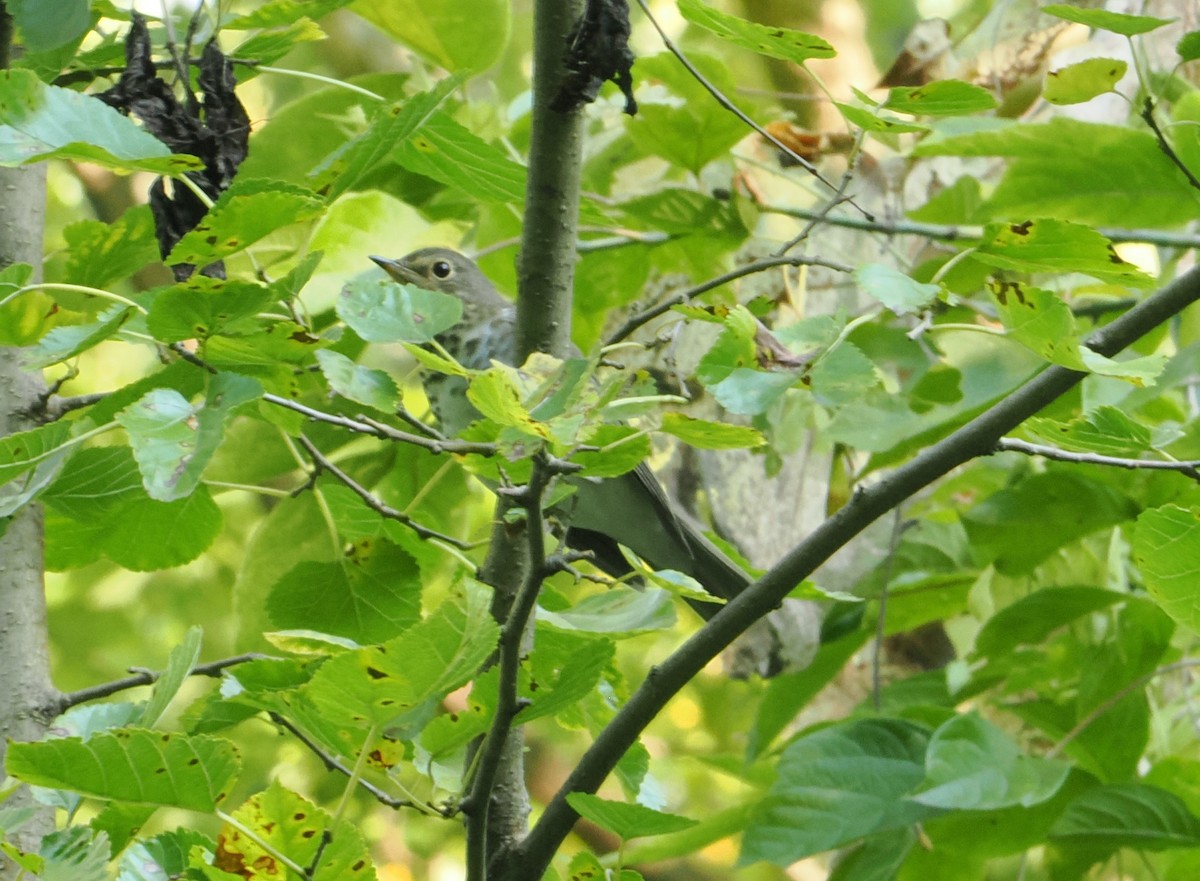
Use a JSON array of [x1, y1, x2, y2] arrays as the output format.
[[140, 626, 203, 728], [303, 580, 499, 733], [266, 540, 423, 644], [537, 588, 676, 635], [973, 587, 1123, 659], [115, 829, 214, 881], [116, 376, 262, 502], [337, 277, 462, 343], [991, 281, 1165, 384], [0, 421, 72, 517], [566, 793, 698, 841], [315, 349, 399, 411], [1178, 31, 1200, 62], [1042, 5, 1176, 36], [1024, 406, 1152, 456], [146, 278, 276, 344], [0, 420, 71, 487], [393, 111, 527, 204], [468, 366, 549, 438], [322, 74, 462, 199], [962, 471, 1136, 575], [1051, 784, 1200, 849], [42, 446, 142, 521], [25, 304, 135, 369], [1044, 58, 1127, 105], [676, 0, 834, 63], [167, 179, 325, 267], [225, 0, 356, 28], [740, 718, 933, 866], [62, 206, 159, 288], [0, 70, 201, 174], [915, 118, 1200, 227], [977, 219, 1154, 286], [38, 827, 108, 881], [659, 412, 764, 449], [854, 263, 941, 314], [618, 188, 739, 236], [230, 17, 327, 68], [1132, 505, 1200, 633], [95, 488, 223, 571], [914, 714, 1070, 810], [884, 80, 997, 116], [836, 102, 928, 134], [353, 0, 510, 71], [217, 782, 375, 881], [11, 0, 90, 52], [625, 53, 750, 174], [6, 730, 239, 811], [707, 368, 800, 415], [520, 637, 615, 723]]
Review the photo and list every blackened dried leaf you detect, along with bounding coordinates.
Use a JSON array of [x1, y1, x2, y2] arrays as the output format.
[[552, 0, 638, 116], [98, 12, 249, 280]]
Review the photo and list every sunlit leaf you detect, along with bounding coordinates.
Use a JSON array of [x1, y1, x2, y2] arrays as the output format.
[[677, 0, 834, 63], [7, 730, 239, 811], [659, 412, 764, 449], [567, 792, 698, 840], [1044, 58, 1127, 105], [855, 263, 941, 314], [1042, 5, 1175, 36], [353, 0, 510, 71], [884, 80, 997, 116], [0, 70, 201, 174]]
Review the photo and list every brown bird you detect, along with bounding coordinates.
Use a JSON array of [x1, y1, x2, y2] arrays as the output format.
[[370, 248, 751, 611]]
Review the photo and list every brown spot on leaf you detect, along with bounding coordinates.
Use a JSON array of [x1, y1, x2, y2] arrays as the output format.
[[1009, 220, 1034, 235]]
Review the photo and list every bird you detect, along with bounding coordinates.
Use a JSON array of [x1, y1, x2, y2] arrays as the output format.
[[369, 248, 752, 613]]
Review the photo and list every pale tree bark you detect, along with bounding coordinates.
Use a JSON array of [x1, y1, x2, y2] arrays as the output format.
[[0, 6, 56, 873]]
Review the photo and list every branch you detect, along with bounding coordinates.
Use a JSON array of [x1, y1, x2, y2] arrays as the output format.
[[997, 437, 1200, 481], [296, 435, 479, 547], [266, 712, 438, 813], [604, 253, 852, 346], [59, 653, 267, 710], [499, 262, 1200, 881], [761, 204, 1200, 251], [259, 393, 497, 457], [464, 458, 552, 876]]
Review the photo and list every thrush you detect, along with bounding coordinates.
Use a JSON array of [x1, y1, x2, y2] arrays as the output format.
[[370, 248, 751, 610]]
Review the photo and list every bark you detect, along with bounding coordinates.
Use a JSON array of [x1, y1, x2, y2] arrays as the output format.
[[0, 157, 56, 877]]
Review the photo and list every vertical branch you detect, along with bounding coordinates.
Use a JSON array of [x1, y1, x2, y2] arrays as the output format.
[[468, 0, 586, 873], [0, 2, 59, 872], [516, 0, 585, 361]]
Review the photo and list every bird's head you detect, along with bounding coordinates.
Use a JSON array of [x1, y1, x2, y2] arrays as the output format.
[[370, 248, 500, 304]]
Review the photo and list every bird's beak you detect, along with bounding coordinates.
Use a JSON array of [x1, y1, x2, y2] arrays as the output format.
[[370, 255, 421, 285]]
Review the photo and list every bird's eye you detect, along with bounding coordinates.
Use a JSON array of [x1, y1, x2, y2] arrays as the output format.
[[432, 261, 453, 279]]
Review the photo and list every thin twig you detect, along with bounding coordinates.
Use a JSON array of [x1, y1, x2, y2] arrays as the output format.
[[763, 204, 1200, 251], [60, 653, 267, 709], [1048, 659, 1200, 759], [997, 437, 1200, 482], [267, 713, 430, 812], [1142, 98, 1200, 194], [297, 434, 477, 548], [604, 253, 852, 345], [872, 508, 909, 711]]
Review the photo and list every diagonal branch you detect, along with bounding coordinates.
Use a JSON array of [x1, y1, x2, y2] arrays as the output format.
[[498, 263, 1200, 881]]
